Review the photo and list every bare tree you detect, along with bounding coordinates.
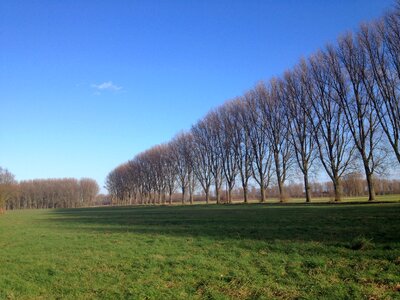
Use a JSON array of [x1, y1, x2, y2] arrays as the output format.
[[245, 88, 273, 202], [148, 145, 169, 204], [206, 111, 225, 204], [191, 119, 214, 203], [106, 163, 132, 205], [260, 80, 294, 202], [135, 152, 155, 204], [127, 159, 142, 205], [79, 178, 99, 206], [307, 51, 356, 201], [283, 62, 317, 202], [171, 133, 191, 204], [0, 167, 15, 185], [180, 133, 196, 204], [358, 17, 400, 163], [329, 35, 385, 201], [164, 143, 178, 204], [216, 102, 240, 203], [231, 98, 254, 203]]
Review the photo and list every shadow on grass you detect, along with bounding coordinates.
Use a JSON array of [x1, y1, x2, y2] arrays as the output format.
[[46, 203, 400, 245]]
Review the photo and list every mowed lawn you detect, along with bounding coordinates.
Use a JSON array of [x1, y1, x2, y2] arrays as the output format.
[[0, 203, 399, 299]]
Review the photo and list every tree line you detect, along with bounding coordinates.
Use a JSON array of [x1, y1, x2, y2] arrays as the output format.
[[0, 167, 99, 211], [106, 5, 400, 205]]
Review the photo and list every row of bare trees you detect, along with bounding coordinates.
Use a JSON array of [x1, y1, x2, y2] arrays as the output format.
[[106, 6, 399, 204], [0, 168, 100, 210]]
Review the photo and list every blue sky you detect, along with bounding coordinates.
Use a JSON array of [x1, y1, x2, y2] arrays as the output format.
[[0, 0, 395, 191]]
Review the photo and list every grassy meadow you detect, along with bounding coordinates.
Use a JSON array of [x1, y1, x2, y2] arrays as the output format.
[[0, 202, 399, 299]]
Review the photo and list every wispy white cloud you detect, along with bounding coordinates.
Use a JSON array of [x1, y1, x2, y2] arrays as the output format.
[[91, 81, 122, 93]]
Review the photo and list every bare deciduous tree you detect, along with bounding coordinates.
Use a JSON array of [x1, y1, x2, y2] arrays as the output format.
[[171, 133, 191, 204], [230, 98, 254, 203], [245, 88, 273, 202], [358, 18, 400, 164], [163, 143, 178, 204], [192, 119, 214, 203], [260, 80, 294, 202], [79, 178, 100, 206], [216, 102, 239, 203], [329, 35, 385, 201], [307, 51, 356, 201], [283, 62, 317, 202]]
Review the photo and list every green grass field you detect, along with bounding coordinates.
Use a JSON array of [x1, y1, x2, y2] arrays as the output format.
[[0, 203, 399, 299]]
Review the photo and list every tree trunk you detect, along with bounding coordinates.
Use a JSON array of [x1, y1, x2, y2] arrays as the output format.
[[278, 180, 285, 202], [189, 189, 193, 204], [274, 152, 285, 202], [243, 184, 248, 203], [259, 176, 266, 203], [365, 168, 376, 201], [181, 186, 185, 205], [304, 172, 311, 203], [333, 177, 342, 202], [215, 180, 220, 204]]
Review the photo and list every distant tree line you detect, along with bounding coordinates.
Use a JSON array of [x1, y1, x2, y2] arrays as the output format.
[[0, 167, 16, 213], [0, 168, 99, 211], [106, 5, 400, 205]]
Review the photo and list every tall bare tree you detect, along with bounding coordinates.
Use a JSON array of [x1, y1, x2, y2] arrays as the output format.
[[79, 178, 100, 206], [163, 143, 178, 204], [181, 133, 196, 204], [192, 119, 214, 203], [283, 63, 317, 202], [260, 80, 293, 202], [245, 88, 273, 202], [215, 102, 240, 203], [105, 164, 130, 205], [307, 51, 356, 201], [230, 98, 254, 203], [171, 133, 191, 204], [358, 17, 400, 164], [135, 151, 155, 204], [206, 111, 224, 204], [329, 35, 385, 201]]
